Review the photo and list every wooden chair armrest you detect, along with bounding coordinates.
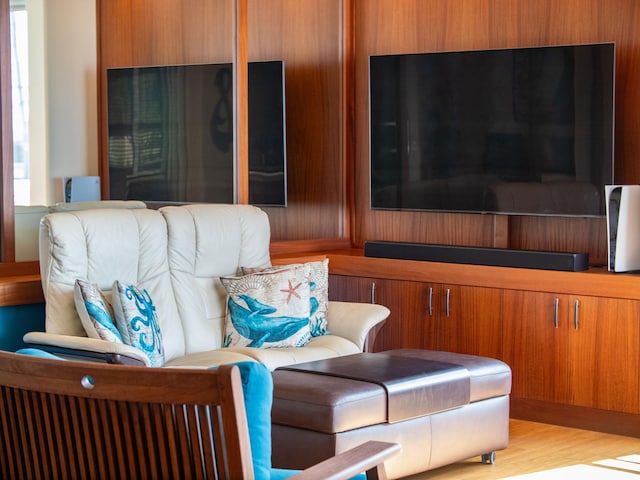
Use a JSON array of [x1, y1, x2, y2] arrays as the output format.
[[288, 440, 400, 480], [23, 331, 149, 365]]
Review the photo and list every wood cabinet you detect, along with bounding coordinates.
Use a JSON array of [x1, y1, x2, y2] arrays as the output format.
[[569, 296, 640, 413], [329, 274, 502, 357], [329, 275, 416, 351], [501, 291, 565, 403], [502, 290, 640, 413], [282, 252, 640, 433], [332, 272, 640, 414], [420, 284, 502, 358]]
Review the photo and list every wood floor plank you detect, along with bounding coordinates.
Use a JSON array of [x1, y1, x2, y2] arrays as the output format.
[[402, 419, 640, 479]]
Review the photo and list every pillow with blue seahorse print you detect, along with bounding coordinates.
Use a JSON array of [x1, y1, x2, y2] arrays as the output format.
[[221, 264, 312, 348], [112, 281, 165, 367], [240, 258, 330, 337], [73, 279, 122, 343]]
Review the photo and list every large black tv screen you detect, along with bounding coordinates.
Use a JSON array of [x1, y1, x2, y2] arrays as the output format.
[[107, 61, 287, 206], [369, 43, 615, 216]]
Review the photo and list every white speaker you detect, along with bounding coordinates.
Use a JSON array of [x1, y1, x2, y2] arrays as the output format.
[[606, 185, 640, 272], [63, 176, 101, 203]]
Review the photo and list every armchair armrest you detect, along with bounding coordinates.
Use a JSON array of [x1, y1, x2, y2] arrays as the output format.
[[22, 331, 149, 366], [326, 301, 390, 352], [289, 440, 400, 480]]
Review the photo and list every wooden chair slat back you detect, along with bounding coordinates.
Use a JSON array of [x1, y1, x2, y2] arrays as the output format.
[[0, 351, 255, 480]]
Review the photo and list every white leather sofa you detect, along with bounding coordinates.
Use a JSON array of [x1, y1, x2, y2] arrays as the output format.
[[24, 204, 390, 369], [14, 205, 50, 262], [14, 200, 147, 262]]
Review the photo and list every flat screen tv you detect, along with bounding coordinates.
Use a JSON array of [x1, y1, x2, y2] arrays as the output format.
[[106, 61, 287, 206], [369, 43, 615, 217]]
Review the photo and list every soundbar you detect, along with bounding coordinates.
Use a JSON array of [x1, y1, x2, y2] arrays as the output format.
[[364, 241, 589, 272]]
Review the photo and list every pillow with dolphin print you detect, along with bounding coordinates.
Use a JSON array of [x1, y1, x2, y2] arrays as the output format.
[[73, 279, 123, 343], [240, 258, 330, 337], [221, 264, 312, 348]]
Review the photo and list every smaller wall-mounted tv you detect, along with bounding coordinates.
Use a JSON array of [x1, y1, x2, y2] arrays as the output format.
[[106, 61, 287, 206], [369, 43, 615, 217], [248, 61, 287, 206]]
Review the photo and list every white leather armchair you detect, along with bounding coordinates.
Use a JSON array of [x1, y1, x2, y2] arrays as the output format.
[[24, 204, 389, 369]]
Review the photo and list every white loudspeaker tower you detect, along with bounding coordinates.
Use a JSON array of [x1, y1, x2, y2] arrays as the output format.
[[606, 185, 640, 272]]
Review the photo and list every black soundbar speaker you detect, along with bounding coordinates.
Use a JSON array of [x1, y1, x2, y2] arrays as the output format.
[[364, 241, 589, 272]]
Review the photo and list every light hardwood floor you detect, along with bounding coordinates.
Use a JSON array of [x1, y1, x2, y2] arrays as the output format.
[[403, 419, 640, 480]]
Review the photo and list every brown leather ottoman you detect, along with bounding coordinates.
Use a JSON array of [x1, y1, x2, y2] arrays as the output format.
[[271, 349, 511, 479]]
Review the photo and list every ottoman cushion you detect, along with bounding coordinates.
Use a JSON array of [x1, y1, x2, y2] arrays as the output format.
[[386, 349, 512, 402], [271, 349, 512, 479], [272, 371, 387, 433], [277, 353, 471, 423], [272, 349, 511, 435]]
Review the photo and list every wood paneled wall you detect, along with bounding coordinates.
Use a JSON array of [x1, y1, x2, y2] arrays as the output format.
[[352, 0, 640, 266], [97, 0, 234, 68], [96, 0, 640, 263], [248, 0, 346, 240], [96, 0, 346, 242], [97, 0, 234, 197]]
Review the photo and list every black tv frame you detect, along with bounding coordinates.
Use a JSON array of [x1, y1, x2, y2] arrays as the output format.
[[368, 43, 616, 218]]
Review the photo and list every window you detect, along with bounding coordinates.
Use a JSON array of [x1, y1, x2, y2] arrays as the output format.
[[10, 0, 29, 205]]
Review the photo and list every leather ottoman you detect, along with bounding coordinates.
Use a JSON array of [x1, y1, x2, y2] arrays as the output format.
[[271, 349, 512, 479]]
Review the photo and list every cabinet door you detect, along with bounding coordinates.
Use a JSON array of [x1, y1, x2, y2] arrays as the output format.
[[374, 279, 426, 351], [443, 285, 503, 358], [328, 274, 380, 348], [503, 290, 640, 413], [329, 274, 375, 304], [331, 275, 503, 356], [329, 275, 422, 351], [423, 284, 502, 358], [568, 296, 640, 413], [502, 290, 569, 403]]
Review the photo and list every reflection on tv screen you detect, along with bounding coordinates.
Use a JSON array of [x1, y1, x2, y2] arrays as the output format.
[[107, 61, 287, 206]]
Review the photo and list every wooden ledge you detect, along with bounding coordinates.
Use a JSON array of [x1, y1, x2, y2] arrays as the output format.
[[325, 252, 640, 300], [0, 274, 44, 307], [0, 261, 43, 307]]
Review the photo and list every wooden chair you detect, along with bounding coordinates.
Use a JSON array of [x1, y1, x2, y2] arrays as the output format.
[[0, 350, 399, 479]]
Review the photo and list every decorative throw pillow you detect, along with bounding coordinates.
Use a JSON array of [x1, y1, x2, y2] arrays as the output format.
[[111, 281, 165, 367], [240, 259, 330, 337], [307, 259, 330, 337], [73, 279, 122, 343], [221, 264, 312, 348]]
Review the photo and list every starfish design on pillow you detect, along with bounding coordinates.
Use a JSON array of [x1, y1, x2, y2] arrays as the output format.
[[280, 279, 302, 303]]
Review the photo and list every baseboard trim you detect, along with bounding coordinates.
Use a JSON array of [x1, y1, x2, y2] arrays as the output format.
[[510, 397, 640, 438]]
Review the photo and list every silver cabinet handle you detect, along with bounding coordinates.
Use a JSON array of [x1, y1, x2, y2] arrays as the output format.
[[445, 288, 451, 317], [574, 299, 579, 330], [370, 282, 376, 304], [427, 287, 433, 316], [554, 298, 559, 328]]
